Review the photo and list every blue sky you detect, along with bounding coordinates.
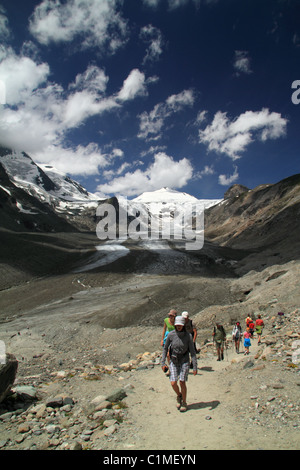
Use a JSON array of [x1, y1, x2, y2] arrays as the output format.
[[0, 0, 299, 199]]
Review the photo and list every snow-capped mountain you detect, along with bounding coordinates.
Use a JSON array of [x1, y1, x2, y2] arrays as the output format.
[[133, 186, 221, 210], [0, 147, 99, 205], [0, 147, 102, 230], [115, 187, 222, 244], [0, 146, 222, 235]]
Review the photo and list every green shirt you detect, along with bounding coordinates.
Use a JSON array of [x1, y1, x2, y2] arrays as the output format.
[[164, 317, 175, 332]]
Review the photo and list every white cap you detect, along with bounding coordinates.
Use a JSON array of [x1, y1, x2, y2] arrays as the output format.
[[182, 311, 189, 319], [174, 316, 185, 326]]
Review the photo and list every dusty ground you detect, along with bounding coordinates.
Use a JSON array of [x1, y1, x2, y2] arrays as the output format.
[[0, 257, 299, 451]]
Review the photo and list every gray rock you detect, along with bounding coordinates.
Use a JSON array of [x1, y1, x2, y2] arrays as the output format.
[[69, 441, 82, 450], [14, 385, 37, 400], [243, 360, 255, 369], [105, 388, 127, 403]]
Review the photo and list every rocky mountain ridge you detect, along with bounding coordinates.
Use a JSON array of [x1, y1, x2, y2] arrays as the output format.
[[0, 147, 300, 450], [204, 174, 300, 272]]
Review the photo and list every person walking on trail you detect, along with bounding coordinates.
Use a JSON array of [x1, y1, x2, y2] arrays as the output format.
[[255, 314, 264, 344], [161, 309, 177, 347], [213, 320, 226, 361], [243, 327, 251, 355], [182, 311, 198, 353], [232, 322, 242, 353], [248, 319, 255, 338], [161, 316, 197, 412]]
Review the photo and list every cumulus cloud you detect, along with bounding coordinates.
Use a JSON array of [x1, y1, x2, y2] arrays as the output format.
[[0, 6, 11, 41], [195, 165, 215, 179], [29, 0, 128, 54], [0, 50, 50, 105], [0, 45, 153, 175], [198, 108, 288, 160], [233, 50, 252, 75], [36, 143, 115, 176], [138, 89, 195, 140], [140, 25, 164, 64], [97, 152, 194, 196], [218, 166, 239, 186], [116, 69, 148, 102]]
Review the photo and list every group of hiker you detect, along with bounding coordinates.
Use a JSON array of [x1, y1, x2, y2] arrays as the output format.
[[160, 308, 265, 412], [231, 314, 265, 356], [213, 314, 265, 359]]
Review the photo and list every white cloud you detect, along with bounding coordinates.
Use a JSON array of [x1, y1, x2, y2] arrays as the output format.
[[0, 46, 153, 175], [97, 152, 194, 196], [69, 65, 109, 94], [168, 0, 189, 9], [195, 110, 208, 125], [0, 6, 11, 41], [166, 89, 195, 111], [138, 89, 195, 140], [140, 24, 164, 64], [0, 50, 50, 105], [233, 50, 252, 75], [195, 165, 214, 179], [198, 108, 288, 160], [143, 0, 203, 9], [218, 166, 239, 186], [29, 0, 128, 53], [35, 143, 113, 176], [142, 0, 161, 7], [117, 69, 148, 102]]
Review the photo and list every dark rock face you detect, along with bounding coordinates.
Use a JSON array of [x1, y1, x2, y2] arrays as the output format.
[[224, 184, 249, 200], [0, 354, 18, 404], [205, 174, 300, 253]]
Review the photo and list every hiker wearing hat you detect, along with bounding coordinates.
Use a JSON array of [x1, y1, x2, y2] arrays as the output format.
[[182, 311, 198, 367], [182, 311, 197, 350], [161, 309, 177, 375], [212, 320, 226, 361], [161, 309, 177, 348], [161, 315, 197, 412]]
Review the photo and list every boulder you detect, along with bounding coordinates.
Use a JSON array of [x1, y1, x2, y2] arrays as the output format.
[[105, 388, 127, 403], [0, 353, 18, 403]]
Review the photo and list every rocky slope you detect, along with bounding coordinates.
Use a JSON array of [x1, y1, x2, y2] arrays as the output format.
[[0, 259, 299, 450], [205, 174, 300, 251]]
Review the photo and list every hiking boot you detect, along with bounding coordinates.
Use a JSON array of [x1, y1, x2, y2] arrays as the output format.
[[176, 394, 182, 409], [180, 402, 188, 412]]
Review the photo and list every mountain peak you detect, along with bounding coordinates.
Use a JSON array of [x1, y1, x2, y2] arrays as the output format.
[[132, 187, 199, 204]]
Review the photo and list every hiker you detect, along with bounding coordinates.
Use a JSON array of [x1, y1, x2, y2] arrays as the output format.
[[243, 327, 251, 355], [161, 315, 197, 412], [255, 314, 264, 344], [213, 320, 226, 361], [160, 309, 177, 375], [232, 322, 242, 353], [246, 316, 252, 328], [248, 319, 255, 338], [182, 311, 198, 353], [161, 309, 176, 348]]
